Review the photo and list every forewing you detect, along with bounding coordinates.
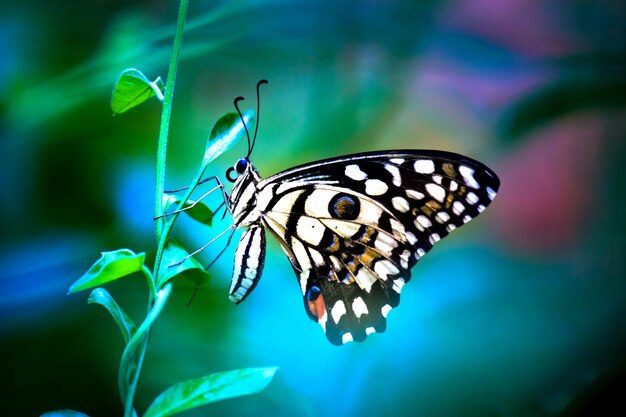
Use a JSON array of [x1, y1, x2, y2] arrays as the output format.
[[257, 150, 500, 345]]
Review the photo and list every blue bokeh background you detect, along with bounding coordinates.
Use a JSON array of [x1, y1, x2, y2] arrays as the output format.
[[1, 1, 625, 416]]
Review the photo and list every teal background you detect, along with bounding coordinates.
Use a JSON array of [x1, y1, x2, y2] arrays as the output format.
[[1, 1, 625, 416]]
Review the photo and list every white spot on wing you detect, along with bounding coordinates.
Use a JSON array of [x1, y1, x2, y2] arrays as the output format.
[[309, 249, 325, 267], [429, 233, 440, 244], [341, 332, 354, 344], [352, 297, 369, 318], [446, 224, 457, 232], [392, 277, 405, 293], [487, 186, 497, 200], [365, 327, 376, 335], [299, 270, 310, 296], [436, 211, 450, 224], [390, 218, 406, 240], [406, 189, 425, 200], [365, 179, 388, 196], [381, 304, 392, 318], [466, 192, 479, 205], [391, 196, 410, 213], [291, 239, 312, 271], [459, 165, 480, 188], [331, 300, 347, 324], [318, 310, 327, 332], [406, 231, 417, 245], [356, 267, 377, 291], [400, 249, 411, 269], [425, 183, 446, 202], [414, 159, 435, 174], [374, 232, 398, 253], [452, 201, 465, 215], [374, 259, 400, 280], [384, 164, 402, 186], [390, 158, 405, 165], [345, 164, 367, 181], [416, 215, 432, 230]]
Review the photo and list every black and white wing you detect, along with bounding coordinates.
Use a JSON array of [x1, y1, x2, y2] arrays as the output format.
[[254, 150, 500, 345]]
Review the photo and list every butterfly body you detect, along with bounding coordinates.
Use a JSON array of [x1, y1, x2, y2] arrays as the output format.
[[226, 149, 499, 345]]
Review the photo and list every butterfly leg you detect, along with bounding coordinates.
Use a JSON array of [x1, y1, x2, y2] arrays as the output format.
[[156, 176, 231, 219], [167, 225, 235, 268]]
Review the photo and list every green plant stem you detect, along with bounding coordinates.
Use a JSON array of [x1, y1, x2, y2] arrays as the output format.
[[120, 284, 173, 417], [154, 0, 189, 244], [141, 265, 157, 303], [119, 1, 189, 416]]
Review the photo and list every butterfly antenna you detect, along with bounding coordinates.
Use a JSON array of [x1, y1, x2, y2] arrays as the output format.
[[251, 79, 268, 154], [233, 96, 252, 157]]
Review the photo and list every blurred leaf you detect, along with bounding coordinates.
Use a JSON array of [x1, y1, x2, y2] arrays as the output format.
[[41, 411, 90, 417], [156, 240, 210, 290], [163, 194, 213, 226], [88, 288, 137, 344], [499, 78, 626, 141], [143, 367, 278, 417], [111, 68, 164, 114], [203, 110, 254, 165], [69, 249, 146, 294]]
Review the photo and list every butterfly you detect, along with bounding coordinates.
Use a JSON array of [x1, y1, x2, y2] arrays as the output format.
[[218, 81, 500, 346]]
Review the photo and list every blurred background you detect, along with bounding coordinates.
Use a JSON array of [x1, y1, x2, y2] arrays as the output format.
[[1, 0, 625, 416]]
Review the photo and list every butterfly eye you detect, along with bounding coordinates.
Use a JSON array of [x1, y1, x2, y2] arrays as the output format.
[[235, 158, 249, 174], [226, 158, 249, 182]]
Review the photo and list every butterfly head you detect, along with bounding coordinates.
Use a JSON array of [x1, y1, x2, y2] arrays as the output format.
[[226, 157, 250, 183]]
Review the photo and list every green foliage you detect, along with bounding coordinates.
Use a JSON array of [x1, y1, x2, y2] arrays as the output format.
[[163, 195, 214, 226], [68, 249, 146, 294], [204, 111, 254, 165], [143, 367, 278, 417], [53, 1, 277, 416], [157, 240, 211, 288], [111, 68, 164, 114], [88, 288, 137, 344]]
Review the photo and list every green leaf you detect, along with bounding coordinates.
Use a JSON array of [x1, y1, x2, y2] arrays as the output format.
[[203, 110, 254, 165], [163, 194, 213, 226], [111, 68, 164, 114], [156, 240, 210, 290], [88, 288, 137, 344], [69, 249, 146, 294], [143, 367, 278, 417], [41, 411, 90, 417]]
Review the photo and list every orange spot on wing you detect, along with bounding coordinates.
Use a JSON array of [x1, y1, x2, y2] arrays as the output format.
[[308, 293, 327, 321]]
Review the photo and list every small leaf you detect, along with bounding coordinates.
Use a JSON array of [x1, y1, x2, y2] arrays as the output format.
[[163, 194, 213, 226], [88, 288, 137, 344], [111, 68, 164, 114], [203, 110, 254, 165], [143, 367, 278, 417], [41, 411, 90, 417], [156, 240, 210, 290], [69, 249, 145, 294]]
